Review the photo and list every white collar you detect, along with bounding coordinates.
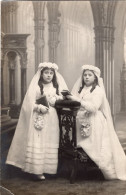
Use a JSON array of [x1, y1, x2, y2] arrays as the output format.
[[43, 82, 53, 87]]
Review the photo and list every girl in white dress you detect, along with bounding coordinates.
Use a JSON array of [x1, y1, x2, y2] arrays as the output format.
[[67, 64, 126, 180], [6, 62, 68, 180]]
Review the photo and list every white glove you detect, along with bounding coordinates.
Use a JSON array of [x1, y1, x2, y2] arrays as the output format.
[[55, 94, 63, 100], [66, 95, 80, 102], [38, 104, 49, 114], [33, 104, 48, 114], [49, 96, 57, 107]]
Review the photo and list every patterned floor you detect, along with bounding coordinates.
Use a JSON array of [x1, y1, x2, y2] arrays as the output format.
[[1, 176, 126, 195]]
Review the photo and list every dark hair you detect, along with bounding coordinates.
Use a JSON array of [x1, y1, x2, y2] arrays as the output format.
[[38, 67, 59, 95], [78, 69, 98, 94]]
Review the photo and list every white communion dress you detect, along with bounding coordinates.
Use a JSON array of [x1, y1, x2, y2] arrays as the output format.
[[6, 63, 68, 175], [74, 85, 126, 180], [24, 83, 60, 174], [6, 83, 61, 175]]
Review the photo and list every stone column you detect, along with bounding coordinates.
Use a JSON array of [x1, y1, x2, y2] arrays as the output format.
[[21, 68, 27, 103], [1, 60, 4, 105], [94, 26, 115, 106], [120, 63, 126, 111], [48, 20, 60, 62], [9, 69, 15, 104], [20, 53, 28, 103], [8, 55, 16, 105], [47, 2, 60, 63], [1, 32, 5, 105], [33, 2, 45, 71], [34, 19, 45, 69], [1, 1, 18, 33], [91, 1, 117, 117]]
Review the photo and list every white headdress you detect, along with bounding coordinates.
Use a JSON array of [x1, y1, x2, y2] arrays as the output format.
[[81, 64, 101, 77], [72, 64, 126, 180], [27, 62, 68, 96], [38, 62, 58, 71], [72, 64, 103, 96]]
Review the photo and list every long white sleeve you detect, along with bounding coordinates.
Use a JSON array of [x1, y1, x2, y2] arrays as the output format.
[[81, 87, 104, 113]]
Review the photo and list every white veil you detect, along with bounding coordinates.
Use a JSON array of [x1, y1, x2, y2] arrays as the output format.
[[6, 62, 68, 168], [71, 65, 126, 180]]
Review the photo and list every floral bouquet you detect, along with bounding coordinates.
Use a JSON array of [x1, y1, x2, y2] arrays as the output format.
[[77, 108, 92, 138], [80, 122, 91, 137], [33, 112, 44, 131]]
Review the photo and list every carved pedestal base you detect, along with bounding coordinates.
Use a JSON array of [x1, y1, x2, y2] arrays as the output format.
[[56, 100, 99, 183]]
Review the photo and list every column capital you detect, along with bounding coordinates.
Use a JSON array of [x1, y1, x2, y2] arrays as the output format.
[[2, 1, 18, 14], [32, 1, 46, 20], [20, 56, 27, 69], [48, 21, 60, 32], [34, 18, 45, 30], [47, 1, 61, 22], [120, 63, 126, 80], [48, 40, 59, 49], [8, 61, 16, 70], [34, 38, 45, 49], [47, 1, 61, 62], [7, 51, 16, 69], [91, 1, 117, 27], [94, 26, 115, 43], [33, 4, 45, 68]]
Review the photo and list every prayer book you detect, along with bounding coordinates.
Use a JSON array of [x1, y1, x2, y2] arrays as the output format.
[[61, 90, 71, 96], [36, 95, 49, 108]]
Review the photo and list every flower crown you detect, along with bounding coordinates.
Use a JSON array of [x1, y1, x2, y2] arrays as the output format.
[[81, 64, 101, 77], [38, 62, 58, 71]]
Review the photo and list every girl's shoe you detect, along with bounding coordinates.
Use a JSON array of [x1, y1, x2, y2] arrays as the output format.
[[33, 174, 45, 181], [37, 174, 45, 180]]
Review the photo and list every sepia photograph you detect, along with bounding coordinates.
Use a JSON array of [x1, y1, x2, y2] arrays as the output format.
[[1, 0, 126, 195]]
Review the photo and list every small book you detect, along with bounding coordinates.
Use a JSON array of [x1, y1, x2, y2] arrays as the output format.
[[61, 90, 71, 96], [36, 95, 49, 108]]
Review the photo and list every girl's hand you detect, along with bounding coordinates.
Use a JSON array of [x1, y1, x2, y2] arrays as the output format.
[[49, 96, 57, 107], [34, 104, 48, 114], [39, 105, 49, 114], [66, 95, 80, 102], [55, 94, 63, 100], [66, 95, 73, 100]]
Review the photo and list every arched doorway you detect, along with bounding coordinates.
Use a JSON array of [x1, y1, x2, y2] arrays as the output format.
[[2, 33, 29, 117]]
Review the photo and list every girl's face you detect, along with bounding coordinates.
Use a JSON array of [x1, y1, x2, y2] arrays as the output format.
[[42, 68, 54, 84], [83, 70, 96, 87]]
